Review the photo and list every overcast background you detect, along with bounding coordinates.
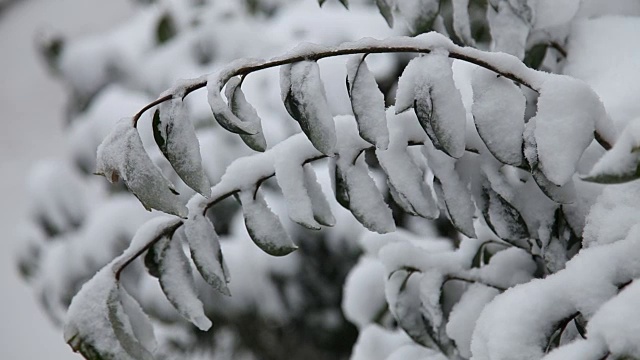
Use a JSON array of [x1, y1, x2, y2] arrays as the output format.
[[0, 1, 132, 358]]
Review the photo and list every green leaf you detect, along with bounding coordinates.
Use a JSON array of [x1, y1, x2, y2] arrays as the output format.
[[156, 12, 177, 45], [239, 190, 298, 256], [375, 0, 394, 27]]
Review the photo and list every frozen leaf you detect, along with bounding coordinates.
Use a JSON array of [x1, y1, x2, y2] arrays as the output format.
[[207, 74, 259, 135], [225, 77, 267, 152], [274, 156, 321, 230], [154, 230, 211, 331], [395, 58, 419, 114], [471, 68, 525, 166], [339, 0, 349, 9], [452, 0, 476, 46], [239, 190, 298, 256], [487, 1, 530, 59], [344, 157, 396, 233], [375, 0, 394, 27], [155, 12, 176, 45], [389, 179, 419, 216], [533, 76, 602, 185], [107, 287, 155, 360], [184, 214, 230, 296], [586, 118, 640, 184], [386, 269, 438, 348], [412, 54, 467, 158], [96, 118, 186, 217], [425, 146, 476, 237], [303, 164, 336, 226], [64, 268, 146, 360], [154, 97, 211, 197], [280, 61, 337, 155], [377, 145, 439, 220], [346, 55, 389, 149], [480, 178, 529, 242], [328, 157, 350, 209], [397, 0, 440, 34]]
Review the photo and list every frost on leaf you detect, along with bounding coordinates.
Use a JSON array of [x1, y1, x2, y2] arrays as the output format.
[[154, 96, 211, 197], [95, 118, 187, 217], [346, 55, 389, 149], [303, 164, 336, 227], [342, 156, 396, 234], [184, 214, 230, 296], [424, 145, 476, 237], [280, 61, 337, 155], [64, 267, 156, 360], [586, 118, 640, 184], [239, 190, 298, 256], [533, 76, 603, 186], [471, 68, 525, 167], [398, 54, 466, 158], [274, 155, 322, 230], [225, 77, 267, 152], [153, 229, 212, 331]]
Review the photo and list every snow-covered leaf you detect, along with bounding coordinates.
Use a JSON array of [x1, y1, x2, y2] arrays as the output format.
[[328, 157, 350, 209], [207, 74, 259, 135], [480, 176, 529, 242], [280, 61, 337, 155], [274, 156, 322, 230], [64, 267, 153, 360], [346, 55, 389, 149], [107, 286, 155, 360], [225, 77, 267, 152], [397, 0, 440, 34], [487, 1, 530, 59], [533, 76, 602, 185], [471, 68, 525, 166], [425, 145, 476, 237], [411, 54, 466, 158], [239, 190, 298, 256], [184, 214, 230, 296], [154, 229, 212, 331], [303, 164, 336, 226], [343, 157, 396, 233], [154, 96, 211, 197], [339, 0, 349, 9], [375, 0, 394, 27], [377, 144, 439, 220], [96, 118, 186, 217], [452, 0, 476, 46], [585, 118, 640, 184]]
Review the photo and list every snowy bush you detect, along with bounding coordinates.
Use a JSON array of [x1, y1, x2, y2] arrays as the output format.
[[18, 0, 640, 359]]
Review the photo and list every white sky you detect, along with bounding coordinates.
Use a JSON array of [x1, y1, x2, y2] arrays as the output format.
[[0, 0, 132, 358]]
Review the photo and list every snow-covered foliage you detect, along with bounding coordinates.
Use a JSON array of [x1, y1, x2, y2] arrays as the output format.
[[17, 0, 640, 359]]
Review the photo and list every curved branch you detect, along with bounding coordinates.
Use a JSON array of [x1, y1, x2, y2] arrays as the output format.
[[132, 33, 543, 125]]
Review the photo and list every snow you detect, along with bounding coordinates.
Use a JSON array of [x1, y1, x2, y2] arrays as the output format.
[[532, 75, 605, 186], [350, 324, 413, 360], [586, 280, 640, 357], [470, 225, 640, 359], [451, 0, 476, 46], [238, 190, 298, 256], [487, 1, 530, 59], [207, 71, 260, 135], [582, 182, 640, 248], [341, 257, 386, 328], [396, 0, 439, 33], [586, 118, 640, 183], [96, 118, 187, 217], [471, 68, 525, 166], [157, 93, 211, 197], [281, 60, 337, 155], [533, 0, 580, 30], [446, 284, 499, 358], [346, 55, 389, 149]]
